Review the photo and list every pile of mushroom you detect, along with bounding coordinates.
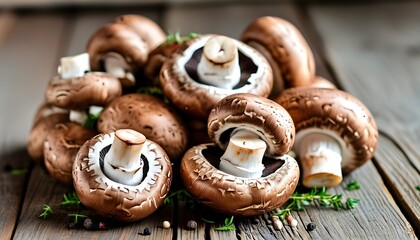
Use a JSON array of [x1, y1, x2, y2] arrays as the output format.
[[25, 13, 379, 223]]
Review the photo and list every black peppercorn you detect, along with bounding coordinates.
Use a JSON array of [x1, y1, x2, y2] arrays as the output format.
[[306, 222, 316, 231], [143, 227, 152, 235], [186, 220, 197, 230], [83, 218, 93, 230], [67, 222, 77, 229]]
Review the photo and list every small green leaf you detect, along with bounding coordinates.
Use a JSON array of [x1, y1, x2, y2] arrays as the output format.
[[346, 198, 360, 209], [346, 180, 361, 191], [416, 185, 420, 191], [201, 218, 215, 224], [60, 192, 80, 206], [38, 204, 53, 219]]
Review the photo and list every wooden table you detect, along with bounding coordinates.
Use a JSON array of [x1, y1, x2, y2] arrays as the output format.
[[0, 2, 419, 239]]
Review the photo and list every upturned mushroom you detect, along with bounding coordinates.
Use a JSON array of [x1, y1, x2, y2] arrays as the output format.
[[241, 16, 316, 98], [180, 93, 299, 216], [97, 93, 188, 162], [160, 34, 273, 120], [73, 129, 172, 222], [87, 15, 165, 88], [45, 52, 122, 124], [27, 104, 69, 162], [44, 122, 97, 185], [275, 88, 378, 187]]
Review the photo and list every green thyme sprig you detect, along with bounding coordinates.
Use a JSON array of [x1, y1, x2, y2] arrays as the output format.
[[163, 31, 199, 45], [416, 186, 420, 191], [68, 213, 88, 224], [214, 216, 235, 231], [346, 180, 361, 191], [273, 186, 360, 220], [164, 189, 195, 206], [38, 204, 53, 219], [60, 192, 81, 207]]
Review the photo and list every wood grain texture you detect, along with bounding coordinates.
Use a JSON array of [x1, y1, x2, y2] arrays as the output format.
[[0, 13, 66, 239], [308, 2, 420, 233]]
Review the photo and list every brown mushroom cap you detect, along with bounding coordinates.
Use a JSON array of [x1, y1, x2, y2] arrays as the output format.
[[27, 113, 69, 162], [241, 16, 316, 97], [275, 87, 378, 173], [87, 23, 149, 72], [208, 93, 295, 157], [97, 93, 188, 162], [144, 36, 195, 85], [73, 131, 172, 222], [32, 103, 69, 124], [180, 143, 299, 216], [44, 122, 97, 185], [45, 72, 122, 110], [113, 15, 166, 52], [160, 34, 273, 120]]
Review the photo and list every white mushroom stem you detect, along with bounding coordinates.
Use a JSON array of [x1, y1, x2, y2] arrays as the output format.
[[219, 130, 266, 178], [69, 106, 103, 125], [103, 52, 135, 86], [69, 110, 88, 124], [58, 53, 90, 79], [297, 133, 343, 188], [197, 36, 241, 89], [104, 129, 146, 186]]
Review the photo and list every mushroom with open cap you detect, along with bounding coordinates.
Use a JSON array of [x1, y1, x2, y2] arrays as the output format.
[[87, 15, 166, 88], [44, 122, 97, 185], [45, 52, 122, 124], [97, 93, 188, 162], [275, 88, 378, 188], [241, 16, 316, 98], [72, 129, 172, 222], [160, 34, 273, 120], [180, 93, 299, 216]]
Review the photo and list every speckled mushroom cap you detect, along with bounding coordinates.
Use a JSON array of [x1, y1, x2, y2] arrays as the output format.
[[160, 34, 273, 120], [87, 23, 149, 72], [113, 14, 166, 52], [180, 143, 299, 216], [241, 16, 316, 98], [44, 122, 97, 185], [208, 93, 295, 157], [97, 93, 188, 162], [275, 88, 378, 173], [72, 131, 172, 222], [45, 72, 122, 110], [27, 111, 69, 162]]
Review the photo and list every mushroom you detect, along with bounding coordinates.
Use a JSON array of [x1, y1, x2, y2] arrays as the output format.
[[45, 53, 122, 124], [27, 108, 69, 162], [160, 34, 273, 120], [180, 93, 299, 216], [97, 93, 188, 162], [144, 32, 198, 86], [87, 15, 166, 88], [275, 88, 378, 187], [72, 129, 172, 222], [44, 122, 97, 185], [113, 14, 166, 52], [306, 76, 336, 89], [241, 16, 316, 98]]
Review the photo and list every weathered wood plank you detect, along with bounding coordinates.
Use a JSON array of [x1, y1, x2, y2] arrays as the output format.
[[308, 2, 420, 234], [0, 13, 66, 240]]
